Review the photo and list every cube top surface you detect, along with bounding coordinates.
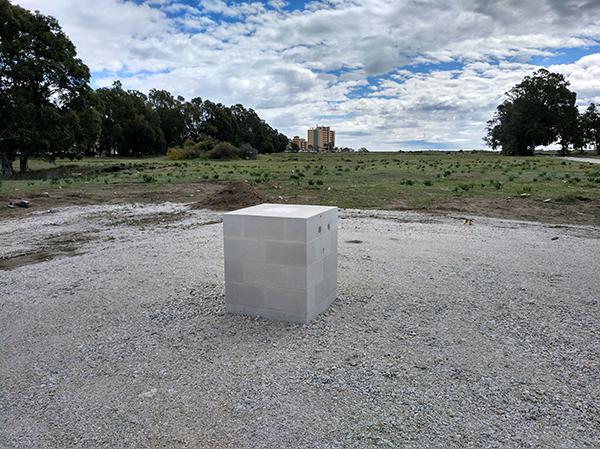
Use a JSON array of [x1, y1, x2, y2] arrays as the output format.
[[225, 203, 337, 219]]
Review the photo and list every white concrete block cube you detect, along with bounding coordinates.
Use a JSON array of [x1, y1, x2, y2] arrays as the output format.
[[223, 203, 338, 323]]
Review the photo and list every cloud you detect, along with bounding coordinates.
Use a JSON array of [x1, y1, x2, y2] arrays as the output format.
[[13, 0, 600, 149], [551, 54, 600, 104]]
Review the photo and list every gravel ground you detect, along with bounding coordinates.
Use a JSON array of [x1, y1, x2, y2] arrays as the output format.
[[1, 203, 599, 448], [560, 156, 600, 164]]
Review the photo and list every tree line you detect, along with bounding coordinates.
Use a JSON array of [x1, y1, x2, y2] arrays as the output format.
[[0, 0, 288, 178], [486, 69, 600, 156]]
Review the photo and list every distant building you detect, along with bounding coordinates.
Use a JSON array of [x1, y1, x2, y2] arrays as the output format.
[[307, 125, 335, 152], [291, 136, 308, 152]]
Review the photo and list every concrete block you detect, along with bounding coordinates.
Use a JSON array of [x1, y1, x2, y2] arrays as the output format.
[[223, 237, 265, 262], [224, 259, 244, 283], [243, 215, 287, 241], [262, 286, 307, 314], [243, 263, 307, 290], [264, 240, 307, 266], [223, 214, 244, 237], [307, 259, 324, 287], [284, 218, 308, 242], [223, 203, 337, 323], [225, 282, 265, 308]]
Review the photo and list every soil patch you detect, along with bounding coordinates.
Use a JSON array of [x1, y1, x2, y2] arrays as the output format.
[[0, 182, 224, 219], [384, 195, 600, 226], [8, 163, 135, 181], [0, 231, 96, 271], [0, 249, 78, 271], [89, 210, 191, 228], [191, 181, 266, 211]]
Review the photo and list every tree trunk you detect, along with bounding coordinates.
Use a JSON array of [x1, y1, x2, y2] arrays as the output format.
[[0, 152, 13, 179], [559, 144, 569, 156], [19, 152, 28, 173]]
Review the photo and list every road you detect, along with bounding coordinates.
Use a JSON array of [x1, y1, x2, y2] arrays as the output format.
[[560, 156, 600, 164]]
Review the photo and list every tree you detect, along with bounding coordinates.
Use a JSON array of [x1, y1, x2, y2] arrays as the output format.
[[148, 89, 187, 148], [485, 69, 578, 156], [0, 0, 92, 176], [557, 101, 583, 156], [582, 103, 600, 155], [95, 82, 165, 157]]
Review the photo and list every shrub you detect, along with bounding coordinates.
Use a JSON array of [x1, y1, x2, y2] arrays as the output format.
[[208, 142, 240, 160], [142, 174, 156, 183], [239, 143, 258, 160], [166, 138, 217, 160], [166, 148, 186, 160]]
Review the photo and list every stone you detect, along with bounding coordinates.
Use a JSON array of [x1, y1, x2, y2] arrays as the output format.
[[223, 203, 338, 323]]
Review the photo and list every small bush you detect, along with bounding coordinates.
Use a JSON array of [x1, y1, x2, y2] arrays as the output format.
[[166, 148, 186, 160], [166, 138, 217, 160], [208, 142, 240, 160], [142, 174, 156, 183], [239, 143, 258, 160]]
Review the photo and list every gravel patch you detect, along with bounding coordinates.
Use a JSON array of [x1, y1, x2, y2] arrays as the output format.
[[1, 204, 599, 448], [560, 156, 600, 164]]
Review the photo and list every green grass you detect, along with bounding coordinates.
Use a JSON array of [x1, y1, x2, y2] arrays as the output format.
[[2, 152, 599, 219]]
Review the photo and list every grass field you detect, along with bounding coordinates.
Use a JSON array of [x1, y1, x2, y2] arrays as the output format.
[[1, 152, 599, 224]]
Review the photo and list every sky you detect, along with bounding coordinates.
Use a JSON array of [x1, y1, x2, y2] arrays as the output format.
[[14, 0, 600, 151]]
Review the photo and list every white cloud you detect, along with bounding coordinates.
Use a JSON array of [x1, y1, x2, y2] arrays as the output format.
[[551, 54, 600, 104], [13, 0, 600, 149]]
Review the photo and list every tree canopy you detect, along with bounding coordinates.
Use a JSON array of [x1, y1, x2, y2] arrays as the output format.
[[0, 0, 97, 176], [95, 81, 166, 157], [485, 69, 580, 156]]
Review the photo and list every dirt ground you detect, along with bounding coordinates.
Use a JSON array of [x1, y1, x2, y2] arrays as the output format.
[[3, 180, 599, 226], [1, 203, 599, 448]]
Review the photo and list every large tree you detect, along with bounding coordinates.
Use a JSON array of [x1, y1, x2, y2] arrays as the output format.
[[485, 69, 579, 156], [0, 0, 93, 177], [95, 81, 165, 157], [148, 89, 187, 148]]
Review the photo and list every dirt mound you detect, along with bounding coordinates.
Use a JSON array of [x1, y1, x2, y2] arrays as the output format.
[[191, 181, 266, 211]]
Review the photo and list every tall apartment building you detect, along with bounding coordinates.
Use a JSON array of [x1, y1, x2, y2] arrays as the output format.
[[307, 126, 335, 152], [291, 136, 308, 151]]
